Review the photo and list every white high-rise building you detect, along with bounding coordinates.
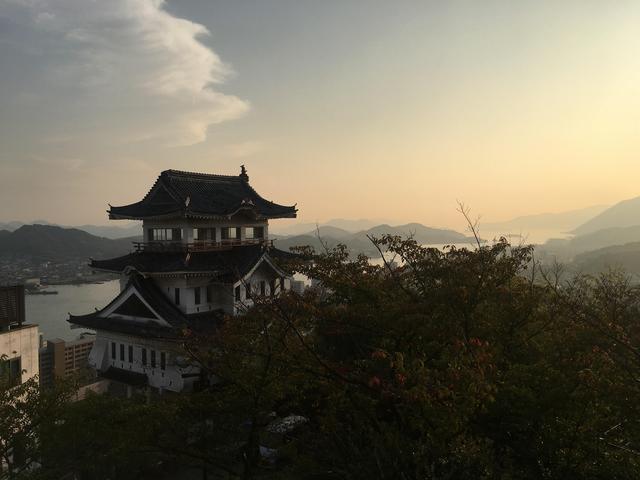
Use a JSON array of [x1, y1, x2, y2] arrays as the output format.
[[0, 285, 39, 386]]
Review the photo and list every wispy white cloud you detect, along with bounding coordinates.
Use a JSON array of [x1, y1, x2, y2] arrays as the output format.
[[1, 0, 249, 146]]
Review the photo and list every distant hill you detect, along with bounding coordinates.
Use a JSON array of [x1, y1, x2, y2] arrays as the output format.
[[539, 225, 640, 261], [571, 242, 640, 276], [270, 218, 389, 236], [483, 205, 609, 233], [572, 197, 640, 235], [0, 225, 137, 260], [73, 223, 141, 239], [273, 223, 474, 257], [0, 220, 141, 239]]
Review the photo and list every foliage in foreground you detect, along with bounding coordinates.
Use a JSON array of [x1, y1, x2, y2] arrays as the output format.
[[6, 237, 640, 479]]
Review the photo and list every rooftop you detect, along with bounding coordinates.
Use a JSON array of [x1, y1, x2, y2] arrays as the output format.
[[90, 244, 295, 280], [108, 167, 297, 220]]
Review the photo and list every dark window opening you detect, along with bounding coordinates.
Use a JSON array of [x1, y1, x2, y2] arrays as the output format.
[[128, 345, 133, 363], [111, 342, 116, 360], [194, 228, 215, 241], [151, 350, 156, 369], [1, 356, 22, 386], [160, 352, 166, 371], [280, 277, 286, 291], [194, 287, 201, 305], [271, 279, 277, 296], [206, 285, 212, 303], [119, 344, 125, 361], [174, 288, 180, 306], [142, 348, 147, 366], [235, 285, 241, 301], [260, 280, 266, 296]]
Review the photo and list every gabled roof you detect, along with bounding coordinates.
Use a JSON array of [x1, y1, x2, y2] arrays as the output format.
[[68, 274, 203, 337], [108, 168, 297, 220], [90, 244, 292, 280]]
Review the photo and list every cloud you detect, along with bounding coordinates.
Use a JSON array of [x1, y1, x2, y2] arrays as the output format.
[[0, 0, 249, 146]]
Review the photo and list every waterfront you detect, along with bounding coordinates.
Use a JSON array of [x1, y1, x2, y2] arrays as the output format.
[[25, 280, 120, 341]]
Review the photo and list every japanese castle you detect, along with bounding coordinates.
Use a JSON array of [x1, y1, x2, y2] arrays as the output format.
[[69, 167, 297, 394]]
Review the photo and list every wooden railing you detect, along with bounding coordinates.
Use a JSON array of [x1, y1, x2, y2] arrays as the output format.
[[133, 238, 272, 253]]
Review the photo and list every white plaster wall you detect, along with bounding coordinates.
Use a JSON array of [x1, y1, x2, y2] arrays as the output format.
[[89, 331, 199, 392], [0, 325, 39, 384], [153, 277, 234, 315], [233, 263, 292, 314]]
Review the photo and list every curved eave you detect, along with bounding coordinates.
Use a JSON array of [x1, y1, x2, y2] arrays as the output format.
[[108, 206, 298, 221], [90, 263, 227, 278], [108, 208, 183, 221], [68, 313, 178, 339]]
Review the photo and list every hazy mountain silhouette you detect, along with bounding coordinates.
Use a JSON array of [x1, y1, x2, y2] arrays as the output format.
[[0, 221, 141, 239], [273, 223, 474, 257], [270, 218, 388, 236], [570, 241, 640, 276], [483, 205, 609, 233], [0, 225, 137, 260], [572, 197, 640, 235], [539, 225, 640, 261]]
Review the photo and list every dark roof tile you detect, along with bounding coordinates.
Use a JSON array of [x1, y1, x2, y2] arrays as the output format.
[[109, 169, 297, 220]]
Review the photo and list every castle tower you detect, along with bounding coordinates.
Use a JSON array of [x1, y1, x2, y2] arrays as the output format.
[[69, 167, 297, 394]]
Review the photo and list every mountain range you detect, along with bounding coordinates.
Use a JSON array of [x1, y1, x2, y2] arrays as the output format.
[[571, 196, 640, 235], [273, 223, 475, 257], [0, 222, 473, 262], [0, 221, 141, 239], [7, 193, 640, 276], [0, 225, 137, 260], [482, 205, 609, 234]]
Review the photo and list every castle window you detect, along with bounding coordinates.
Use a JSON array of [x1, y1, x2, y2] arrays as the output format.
[[194, 228, 215, 241], [128, 345, 133, 363], [142, 348, 147, 366], [160, 352, 166, 371], [111, 342, 116, 360], [194, 287, 201, 305], [206, 285, 212, 303], [260, 281, 266, 296], [270, 279, 277, 296], [150, 228, 173, 241], [245, 227, 264, 239], [151, 350, 156, 368], [221, 227, 239, 240], [119, 344, 125, 361], [235, 285, 241, 301], [174, 288, 180, 306]]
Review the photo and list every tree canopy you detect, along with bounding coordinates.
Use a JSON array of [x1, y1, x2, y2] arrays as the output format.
[[14, 236, 640, 479]]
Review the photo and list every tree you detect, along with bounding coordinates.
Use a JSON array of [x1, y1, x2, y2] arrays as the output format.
[[30, 236, 640, 479]]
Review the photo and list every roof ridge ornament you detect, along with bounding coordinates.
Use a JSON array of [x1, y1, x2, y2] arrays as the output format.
[[239, 165, 249, 182]]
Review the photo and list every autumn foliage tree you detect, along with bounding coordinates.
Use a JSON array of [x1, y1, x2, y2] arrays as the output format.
[[30, 236, 640, 479]]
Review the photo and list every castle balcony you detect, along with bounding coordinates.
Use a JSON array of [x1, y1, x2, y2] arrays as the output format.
[[132, 238, 273, 253]]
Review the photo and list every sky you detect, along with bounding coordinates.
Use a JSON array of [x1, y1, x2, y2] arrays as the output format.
[[1, 0, 640, 230]]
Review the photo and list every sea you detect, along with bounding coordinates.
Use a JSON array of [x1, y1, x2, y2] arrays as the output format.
[[26, 281, 120, 342]]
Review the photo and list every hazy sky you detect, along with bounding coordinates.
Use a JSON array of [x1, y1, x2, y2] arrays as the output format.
[[1, 0, 640, 229]]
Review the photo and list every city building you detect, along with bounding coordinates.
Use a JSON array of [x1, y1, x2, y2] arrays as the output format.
[[39, 334, 96, 388], [0, 285, 39, 386], [68, 167, 297, 394]]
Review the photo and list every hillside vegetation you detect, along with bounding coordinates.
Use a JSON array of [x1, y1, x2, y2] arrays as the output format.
[[0, 224, 136, 260]]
